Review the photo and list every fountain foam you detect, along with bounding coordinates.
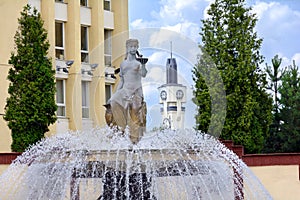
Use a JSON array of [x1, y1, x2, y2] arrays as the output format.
[[0, 127, 272, 199]]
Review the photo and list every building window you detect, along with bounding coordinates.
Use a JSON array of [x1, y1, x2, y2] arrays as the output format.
[[104, 29, 112, 67], [82, 81, 90, 118], [56, 79, 66, 117], [81, 26, 89, 63], [55, 22, 64, 60], [55, 0, 64, 2], [105, 84, 112, 103], [104, 0, 111, 11], [80, 0, 88, 7]]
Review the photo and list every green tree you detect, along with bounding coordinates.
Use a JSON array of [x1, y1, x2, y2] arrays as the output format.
[[263, 55, 285, 152], [278, 61, 300, 152], [193, 0, 272, 153], [4, 5, 57, 152], [193, 47, 226, 137], [266, 55, 284, 113]]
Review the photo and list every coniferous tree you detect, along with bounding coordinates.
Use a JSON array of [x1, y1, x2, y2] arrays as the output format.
[[193, 47, 226, 137], [193, 0, 272, 153], [4, 5, 57, 152], [263, 55, 285, 152], [278, 61, 300, 152]]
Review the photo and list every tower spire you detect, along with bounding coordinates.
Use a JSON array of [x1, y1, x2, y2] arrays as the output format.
[[170, 41, 172, 59], [159, 41, 187, 129], [166, 41, 177, 84]]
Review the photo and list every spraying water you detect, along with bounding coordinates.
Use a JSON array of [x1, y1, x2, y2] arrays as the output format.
[[0, 127, 272, 199]]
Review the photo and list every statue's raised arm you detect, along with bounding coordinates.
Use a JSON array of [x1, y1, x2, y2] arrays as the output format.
[[104, 39, 148, 144]]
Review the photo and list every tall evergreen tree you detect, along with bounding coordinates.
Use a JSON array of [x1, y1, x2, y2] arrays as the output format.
[[266, 55, 284, 113], [278, 61, 300, 152], [263, 55, 285, 152], [193, 0, 272, 153], [4, 5, 57, 152]]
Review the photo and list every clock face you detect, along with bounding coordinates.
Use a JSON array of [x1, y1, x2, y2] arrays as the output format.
[[160, 90, 167, 100], [176, 89, 184, 100], [163, 118, 171, 129]]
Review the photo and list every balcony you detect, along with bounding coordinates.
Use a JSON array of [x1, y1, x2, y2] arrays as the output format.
[[29, 0, 41, 12], [55, 2, 68, 21], [104, 10, 114, 29], [80, 6, 91, 26]]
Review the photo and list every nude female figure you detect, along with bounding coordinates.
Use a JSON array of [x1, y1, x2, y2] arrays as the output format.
[[105, 39, 147, 144]]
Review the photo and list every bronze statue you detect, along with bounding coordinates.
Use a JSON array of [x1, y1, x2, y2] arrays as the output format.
[[104, 39, 148, 144]]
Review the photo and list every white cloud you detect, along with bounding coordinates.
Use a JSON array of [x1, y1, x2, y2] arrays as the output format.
[[203, 0, 214, 20], [252, 1, 300, 25], [162, 22, 200, 42], [131, 0, 300, 67], [130, 19, 143, 28], [129, 28, 201, 65], [292, 53, 300, 66], [145, 66, 165, 83], [252, 1, 300, 63], [130, 19, 156, 30], [251, 1, 274, 19], [152, 0, 202, 23], [149, 51, 169, 64], [130, 0, 209, 43]]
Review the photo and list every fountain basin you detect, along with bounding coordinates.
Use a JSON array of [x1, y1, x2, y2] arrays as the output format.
[[0, 128, 272, 200]]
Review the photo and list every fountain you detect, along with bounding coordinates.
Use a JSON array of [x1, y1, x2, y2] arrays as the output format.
[[0, 39, 272, 199], [0, 128, 272, 199]]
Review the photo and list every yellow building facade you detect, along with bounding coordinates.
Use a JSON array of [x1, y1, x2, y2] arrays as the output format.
[[0, 0, 129, 152]]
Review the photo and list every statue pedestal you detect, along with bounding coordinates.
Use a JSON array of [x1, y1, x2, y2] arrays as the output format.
[[68, 149, 200, 200], [63, 149, 243, 199]]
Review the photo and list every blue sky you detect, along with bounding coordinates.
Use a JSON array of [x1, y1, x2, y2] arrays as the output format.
[[127, 0, 300, 129], [129, 0, 300, 64]]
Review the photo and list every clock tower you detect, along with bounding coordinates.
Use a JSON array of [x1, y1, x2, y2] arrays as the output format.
[[158, 55, 187, 130]]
